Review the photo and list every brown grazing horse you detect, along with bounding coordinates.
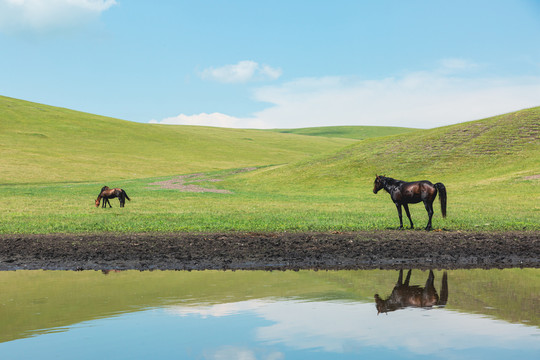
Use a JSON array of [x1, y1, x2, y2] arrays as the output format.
[[373, 175, 447, 230], [375, 269, 448, 314], [95, 186, 131, 208]]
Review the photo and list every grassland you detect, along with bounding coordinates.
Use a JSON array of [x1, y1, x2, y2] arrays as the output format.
[[0, 95, 538, 233], [0, 96, 355, 184], [265, 125, 415, 139]]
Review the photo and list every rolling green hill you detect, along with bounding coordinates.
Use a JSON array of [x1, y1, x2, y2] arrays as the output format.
[[235, 107, 540, 191], [0, 96, 538, 233], [0, 96, 356, 184], [265, 125, 416, 140], [222, 107, 539, 230]]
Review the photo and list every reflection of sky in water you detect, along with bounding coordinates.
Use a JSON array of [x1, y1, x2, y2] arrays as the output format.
[[2, 300, 539, 360]]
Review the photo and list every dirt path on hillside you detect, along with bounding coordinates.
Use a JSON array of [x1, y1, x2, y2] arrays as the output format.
[[0, 231, 538, 271], [147, 167, 258, 193]]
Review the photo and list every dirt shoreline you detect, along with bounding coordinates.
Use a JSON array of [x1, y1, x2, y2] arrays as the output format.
[[0, 231, 538, 271]]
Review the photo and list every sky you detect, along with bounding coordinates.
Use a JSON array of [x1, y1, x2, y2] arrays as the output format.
[[1, 0, 540, 129]]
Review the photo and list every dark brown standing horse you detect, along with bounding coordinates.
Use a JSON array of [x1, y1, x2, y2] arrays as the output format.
[[95, 186, 131, 208], [375, 269, 448, 314], [373, 175, 447, 230]]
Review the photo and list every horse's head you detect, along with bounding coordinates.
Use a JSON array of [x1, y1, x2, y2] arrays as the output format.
[[374, 294, 387, 315], [373, 175, 385, 194], [95, 198, 100, 207]]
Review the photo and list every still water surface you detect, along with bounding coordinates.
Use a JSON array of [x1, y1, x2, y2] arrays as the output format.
[[0, 269, 539, 359]]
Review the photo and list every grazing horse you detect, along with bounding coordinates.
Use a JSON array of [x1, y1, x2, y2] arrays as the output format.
[[95, 186, 131, 208], [373, 175, 447, 230], [375, 269, 448, 314]]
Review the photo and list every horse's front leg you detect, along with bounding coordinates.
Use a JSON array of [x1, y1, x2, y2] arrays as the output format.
[[403, 204, 414, 229], [395, 203, 404, 229]]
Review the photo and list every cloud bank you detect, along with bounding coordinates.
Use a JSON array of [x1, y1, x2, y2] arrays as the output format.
[[201, 60, 282, 83], [248, 73, 540, 129], [166, 299, 540, 356], [149, 112, 267, 129], [0, 0, 116, 33], [154, 60, 540, 129]]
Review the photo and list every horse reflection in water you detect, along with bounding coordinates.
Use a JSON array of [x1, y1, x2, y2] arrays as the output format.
[[375, 269, 448, 314]]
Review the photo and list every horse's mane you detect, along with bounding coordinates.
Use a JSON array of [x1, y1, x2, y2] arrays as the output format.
[[380, 176, 404, 187]]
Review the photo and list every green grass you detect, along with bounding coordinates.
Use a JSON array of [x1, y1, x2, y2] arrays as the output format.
[[265, 125, 416, 140], [0, 95, 355, 184], [0, 96, 538, 233]]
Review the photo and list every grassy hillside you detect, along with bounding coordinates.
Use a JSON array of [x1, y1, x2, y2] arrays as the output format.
[[0, 96, 537, 233], [265, 125, 416, 140], [0, 96, 355, 184], [223, 107, 539, 230], [237, 107, 540, 191]]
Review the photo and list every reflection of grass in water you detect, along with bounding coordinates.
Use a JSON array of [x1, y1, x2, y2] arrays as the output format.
[[0, 269, 538, 343], [315, 268, 540, 326]]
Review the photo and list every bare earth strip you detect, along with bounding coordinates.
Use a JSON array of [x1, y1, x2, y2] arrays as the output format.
[[0, 231, 538, 271], [147, 167, 258, 193]]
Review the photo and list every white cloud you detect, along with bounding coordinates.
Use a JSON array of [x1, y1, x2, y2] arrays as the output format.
[[167, 300, 269, 318], [149, 112, 268, 129], [207, 347, 257, 360], [0, 0, 116, 33], [253, 300, 540, 355], [154, 59, 540, 129], [164, 299, 540, 356], [205, 346, 283, 360], [247, 70, 540, 129], [201, 60, 282, 83], [438, 58, 479, 72]]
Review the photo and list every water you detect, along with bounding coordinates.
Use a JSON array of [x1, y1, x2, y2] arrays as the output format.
[[0, 269, 539, 359]]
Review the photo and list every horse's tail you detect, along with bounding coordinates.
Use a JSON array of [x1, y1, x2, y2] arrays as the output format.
[[122, 189, 130, 201], [435, 182, 447, 218]]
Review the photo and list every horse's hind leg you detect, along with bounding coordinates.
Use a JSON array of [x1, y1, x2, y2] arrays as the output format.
[[422, 270, 438, 306], [424, 201, 434, 231], [403, 204, 414, 229], [425, 270, 435, 287], [438, 272, 448, 306]]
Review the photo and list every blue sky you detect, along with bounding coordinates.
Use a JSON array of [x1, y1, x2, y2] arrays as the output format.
[[1, 0, 539, 128]]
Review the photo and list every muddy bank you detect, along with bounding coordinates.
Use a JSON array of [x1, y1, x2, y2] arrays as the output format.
[[0, 231, 538, 271]]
